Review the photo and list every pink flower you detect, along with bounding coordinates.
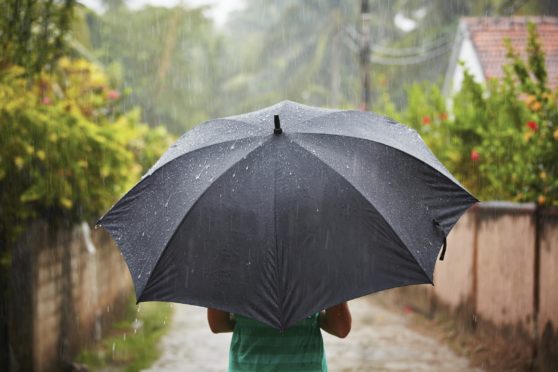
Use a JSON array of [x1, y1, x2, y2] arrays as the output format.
[[470, 149, 480, 162], [422, 116, 431, 125], [107, 90, 121, 100], [41, 97, 51, 105], [527, 121, 538, 131]]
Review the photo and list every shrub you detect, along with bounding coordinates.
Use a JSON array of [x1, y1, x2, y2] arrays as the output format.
[[376, 23, 557, 205], [0, 58, 174, 244]]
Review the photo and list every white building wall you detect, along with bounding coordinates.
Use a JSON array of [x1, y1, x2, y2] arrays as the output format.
[[451, 36, 485, 95]]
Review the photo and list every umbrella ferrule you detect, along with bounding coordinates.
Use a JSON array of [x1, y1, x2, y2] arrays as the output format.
[[274, 115, 283, 135]]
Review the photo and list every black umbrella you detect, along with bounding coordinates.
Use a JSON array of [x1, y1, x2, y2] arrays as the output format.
[[97, 100, 477, 330]]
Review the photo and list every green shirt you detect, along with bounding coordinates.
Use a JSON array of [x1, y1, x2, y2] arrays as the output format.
[[229, 313, 328, 372]]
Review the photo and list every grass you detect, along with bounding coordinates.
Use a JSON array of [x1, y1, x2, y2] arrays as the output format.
[[76, 296, 174, 372]]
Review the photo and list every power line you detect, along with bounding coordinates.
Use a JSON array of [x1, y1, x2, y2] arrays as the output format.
[[370, 34, 453, 57], [344, 25, 456, 66], [368, 41, 453, 65]]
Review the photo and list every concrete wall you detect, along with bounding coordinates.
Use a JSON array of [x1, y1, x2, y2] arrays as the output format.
[[433, 211, 475, 309], [539, 208, 558, 370], [399, 202, 558, 370], [475, 206, 536, 337], [9, 220, 132, 372]]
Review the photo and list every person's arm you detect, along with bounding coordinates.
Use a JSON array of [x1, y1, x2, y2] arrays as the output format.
[[207, 308, 235, 333], [319, 302, 351, 338]]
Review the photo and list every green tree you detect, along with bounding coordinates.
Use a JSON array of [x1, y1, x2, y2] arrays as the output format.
[[0, 0, 75, 74], [85, 4, 224, 133]]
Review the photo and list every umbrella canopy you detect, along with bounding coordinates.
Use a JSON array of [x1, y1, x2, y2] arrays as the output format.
[[97, 100, 477, 330]]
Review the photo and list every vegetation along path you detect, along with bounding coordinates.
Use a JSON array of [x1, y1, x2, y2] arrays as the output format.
[[144, 296, 481, 371]]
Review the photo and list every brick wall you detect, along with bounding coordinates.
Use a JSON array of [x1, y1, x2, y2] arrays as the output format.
[[9, 220, 132, 372]]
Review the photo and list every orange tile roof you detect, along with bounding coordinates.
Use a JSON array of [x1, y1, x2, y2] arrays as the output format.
[[462, 16, 558, 89]]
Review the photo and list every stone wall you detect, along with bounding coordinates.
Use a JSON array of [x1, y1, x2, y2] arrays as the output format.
[[9, 220, 132, 372]]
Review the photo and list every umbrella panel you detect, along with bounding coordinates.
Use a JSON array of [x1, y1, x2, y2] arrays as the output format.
[[140, 135, 430, 330]]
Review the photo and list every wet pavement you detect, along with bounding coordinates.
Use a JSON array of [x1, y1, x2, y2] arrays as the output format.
[[144, 296, 481, 371]]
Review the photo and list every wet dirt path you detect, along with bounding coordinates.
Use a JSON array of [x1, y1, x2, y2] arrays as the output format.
[[144, 296, 481, 371]]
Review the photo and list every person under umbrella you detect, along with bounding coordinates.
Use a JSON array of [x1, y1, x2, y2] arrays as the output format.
[[208, 302, 351, 371], [97, 100, 476, 371]]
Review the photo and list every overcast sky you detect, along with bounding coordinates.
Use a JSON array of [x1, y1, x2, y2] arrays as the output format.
[[79, 0, 245, 25]]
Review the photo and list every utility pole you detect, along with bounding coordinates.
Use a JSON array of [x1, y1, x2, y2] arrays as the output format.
[[359, 0, 371, 111]]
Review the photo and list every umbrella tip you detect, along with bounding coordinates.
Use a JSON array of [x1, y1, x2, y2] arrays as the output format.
[[274, 115, 282, 135]]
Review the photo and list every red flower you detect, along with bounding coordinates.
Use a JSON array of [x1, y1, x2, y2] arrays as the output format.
[[470, 149, 480, 161], [107, 90, 121, 100], [41, 97, 51, 105], [422, 116, 431, 125], [527, 121, 538, 131]]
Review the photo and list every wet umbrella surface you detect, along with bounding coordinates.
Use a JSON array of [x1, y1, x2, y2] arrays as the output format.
[[98, 100, 477, 330]]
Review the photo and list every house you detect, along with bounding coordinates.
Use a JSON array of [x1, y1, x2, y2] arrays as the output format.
[[443, 16, 558, 96]]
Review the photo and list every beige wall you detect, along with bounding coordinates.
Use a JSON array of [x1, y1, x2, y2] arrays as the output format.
[[10, 221, 132, 372], [433, 211, 475, 308], [538, 211, 558, 370], [475, 209, 536, 336], [404, 203, 558, 369]]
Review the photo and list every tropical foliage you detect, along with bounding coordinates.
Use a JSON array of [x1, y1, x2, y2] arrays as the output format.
[[377, 23, 558, 205], [0, 0, 173, 245], [0, 0, 75, 74], [0, 58, 173, 243], [85, 3, 224, 132]]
